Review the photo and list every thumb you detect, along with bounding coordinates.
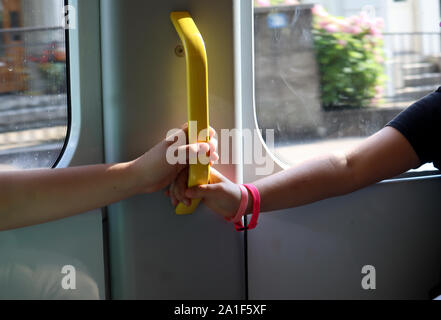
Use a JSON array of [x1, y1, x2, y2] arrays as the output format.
[[185, 184, 215, 199]]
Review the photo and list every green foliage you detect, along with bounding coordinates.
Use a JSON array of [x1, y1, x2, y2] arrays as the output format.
[[254, 0, 297, 7], [312, 6, 386, 109], [39, 63, 66, 94], [265, 0, 287, 6]]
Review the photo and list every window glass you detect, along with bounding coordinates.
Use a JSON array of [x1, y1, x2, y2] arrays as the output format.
[[254, 0, 439, 173], [0, 0, 68, 170], [0, 2, 4, 57]]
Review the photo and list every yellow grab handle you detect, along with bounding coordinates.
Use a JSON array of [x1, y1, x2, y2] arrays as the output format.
[[171, 12, 210, 215]]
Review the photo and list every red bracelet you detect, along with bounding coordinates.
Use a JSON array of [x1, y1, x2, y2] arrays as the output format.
[[225, 185, 249, 231], [243, 184, 260, 230], [227, 184, 261, 232]]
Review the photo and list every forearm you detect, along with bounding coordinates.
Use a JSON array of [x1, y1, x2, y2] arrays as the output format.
[[248, 127, 420, 214], [0, 161, 139, 231], [250, 152, 357, 214]]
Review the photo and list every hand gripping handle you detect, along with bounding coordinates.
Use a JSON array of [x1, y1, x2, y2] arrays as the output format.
[[171, 12, 210, 215]]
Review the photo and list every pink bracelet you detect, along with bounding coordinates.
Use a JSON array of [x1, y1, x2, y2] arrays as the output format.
[[243, 184, 261, 230], [225, 185, 249, 231], [232, 185, 249, 223], [227, 184, 261, 232]]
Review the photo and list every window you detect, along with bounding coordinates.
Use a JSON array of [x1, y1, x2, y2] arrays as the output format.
[[254, 0, 439, 173], [0, 2, 4, 57], [0, 0, 68, 170]]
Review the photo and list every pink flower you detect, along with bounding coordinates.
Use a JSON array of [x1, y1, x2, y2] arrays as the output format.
[[312, 5, 329, 18], [375, 55, 385, 63], [372, 86, 384, 103], [371, 97, 380, 105], [369, 26, 381, 37], [348, 15, 363, 27], [319, 20, 330, 29], [324, 24, 339, 33], [284, 0, 299, 5], [359, 12, 371, 27], [337, 39, 347, 46], [336, 19, 350, 31], [375, 86, 384, 95], [374, 18, 385, 30], [350, 26, 363, 34], [256, 0, 270, 7]]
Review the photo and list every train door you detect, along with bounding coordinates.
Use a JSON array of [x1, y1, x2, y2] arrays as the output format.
[[0, 0, 105, 299], [100, 0, 245, 299], [245, 0, 441, 299], [102, 0, 441, 299]]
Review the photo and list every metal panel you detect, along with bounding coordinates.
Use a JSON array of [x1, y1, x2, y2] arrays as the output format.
[[0, 0, 106, 299], [248, 177, 441, 299], [100, 0, 245, 299]]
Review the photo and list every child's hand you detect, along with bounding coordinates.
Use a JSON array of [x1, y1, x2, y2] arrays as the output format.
[[167, 167, 244, 219], [131, 124, 219, 194]]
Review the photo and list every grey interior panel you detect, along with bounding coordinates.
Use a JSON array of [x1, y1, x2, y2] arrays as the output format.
[[100, 0, 245, 299], [248, 177, 441, 299]]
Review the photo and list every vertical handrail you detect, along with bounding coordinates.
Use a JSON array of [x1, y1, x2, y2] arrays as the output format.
[[171, 12, 210, 215]]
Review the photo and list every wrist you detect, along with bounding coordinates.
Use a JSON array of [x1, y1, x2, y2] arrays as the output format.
[[229, 183, 261, 232], [233, 185, 255, 217], [126, 158, 148, 195]]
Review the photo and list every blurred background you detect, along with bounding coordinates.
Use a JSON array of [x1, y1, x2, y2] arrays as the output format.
[[254, 0, 441, 172], [1, 0, 440, 172], [0, 0, 67, 170]]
